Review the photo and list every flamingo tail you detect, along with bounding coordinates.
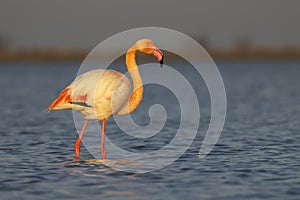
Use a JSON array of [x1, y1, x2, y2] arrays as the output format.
[[48, 88, 72, 112]]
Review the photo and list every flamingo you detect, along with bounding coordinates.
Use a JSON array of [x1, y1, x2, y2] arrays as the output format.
[[48, 39, 164, 160]]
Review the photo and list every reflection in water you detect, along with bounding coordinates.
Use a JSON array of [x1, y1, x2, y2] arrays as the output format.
[[63, 159, 147, 175]]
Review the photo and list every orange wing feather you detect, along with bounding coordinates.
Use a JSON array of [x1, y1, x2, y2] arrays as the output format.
[[48, 88, 72, 112]]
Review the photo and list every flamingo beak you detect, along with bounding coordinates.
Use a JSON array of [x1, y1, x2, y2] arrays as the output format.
[[159, 55, 164, 67]]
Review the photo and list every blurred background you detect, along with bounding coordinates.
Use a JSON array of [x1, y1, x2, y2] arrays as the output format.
[[0, 0, 300, 60]]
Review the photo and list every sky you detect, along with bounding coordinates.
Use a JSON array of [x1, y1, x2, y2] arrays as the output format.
[[0, 0, 299, 50]]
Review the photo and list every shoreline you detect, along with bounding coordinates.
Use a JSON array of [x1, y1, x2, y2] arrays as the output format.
[[1, 48, 300, 61]]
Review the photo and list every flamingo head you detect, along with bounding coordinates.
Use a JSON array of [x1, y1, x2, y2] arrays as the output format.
[[135, 39, 164, 66]]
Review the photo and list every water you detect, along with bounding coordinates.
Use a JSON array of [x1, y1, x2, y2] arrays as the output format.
[[0, 60, 300, 199]]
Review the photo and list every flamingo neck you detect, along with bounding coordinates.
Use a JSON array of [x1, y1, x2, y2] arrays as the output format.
[[117, 45, 143, 115]]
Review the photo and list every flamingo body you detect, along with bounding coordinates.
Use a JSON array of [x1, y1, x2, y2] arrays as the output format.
[[49, 69, 131, 120]]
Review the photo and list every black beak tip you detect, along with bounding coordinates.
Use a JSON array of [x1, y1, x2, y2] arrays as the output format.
[[159, 56, 164, 67]]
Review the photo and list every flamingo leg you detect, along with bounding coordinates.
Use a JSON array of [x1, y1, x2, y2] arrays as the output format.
[[101, 120, 107, 159], [74, 119, 89, 159]]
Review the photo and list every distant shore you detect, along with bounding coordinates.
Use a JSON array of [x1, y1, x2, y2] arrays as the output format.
[[1, 47, 300, 61]]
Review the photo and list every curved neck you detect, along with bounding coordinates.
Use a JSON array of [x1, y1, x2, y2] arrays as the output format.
[[117, 45, 143, 115]]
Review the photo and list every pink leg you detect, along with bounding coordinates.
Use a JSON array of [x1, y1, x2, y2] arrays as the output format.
[[101, 120, 107, 159], [74, 119, 89, 159]]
